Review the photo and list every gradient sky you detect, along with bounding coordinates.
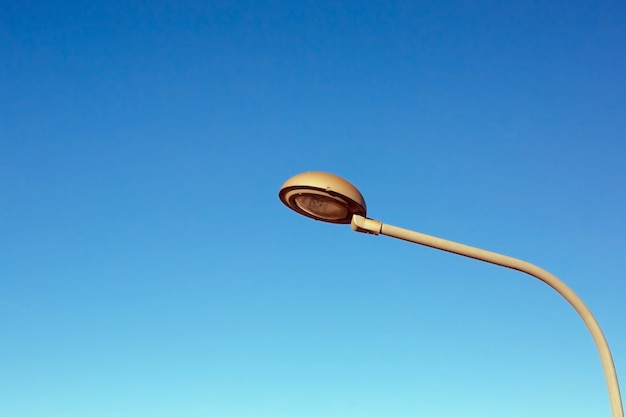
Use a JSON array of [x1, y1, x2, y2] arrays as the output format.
[[2, 1, 625, 416]]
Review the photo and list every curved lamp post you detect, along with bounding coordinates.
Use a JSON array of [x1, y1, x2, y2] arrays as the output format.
[[279, 171, 623, 417]]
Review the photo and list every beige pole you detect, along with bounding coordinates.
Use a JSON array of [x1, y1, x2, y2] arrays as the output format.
[[352, 214, 623, 417]]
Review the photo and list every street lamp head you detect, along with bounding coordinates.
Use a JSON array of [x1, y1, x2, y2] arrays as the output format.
[[278, 172, 367, 224]]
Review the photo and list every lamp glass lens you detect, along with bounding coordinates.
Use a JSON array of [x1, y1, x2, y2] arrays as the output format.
[[294, 194, 348, 221]]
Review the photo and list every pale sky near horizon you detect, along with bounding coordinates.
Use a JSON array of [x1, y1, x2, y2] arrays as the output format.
[[2, 1, 626, 416]]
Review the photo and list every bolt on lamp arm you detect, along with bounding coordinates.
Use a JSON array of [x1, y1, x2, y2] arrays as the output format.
[[351, 214, 623, 417]]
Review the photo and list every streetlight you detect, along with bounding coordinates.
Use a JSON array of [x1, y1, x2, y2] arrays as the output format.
[[279, 171, 623, 417]]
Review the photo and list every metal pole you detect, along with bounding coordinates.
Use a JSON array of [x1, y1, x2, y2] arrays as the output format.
[[351, 214, 623, 417]]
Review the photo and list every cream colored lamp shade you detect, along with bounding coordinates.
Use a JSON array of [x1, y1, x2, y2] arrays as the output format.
[[278, 171, 367, 224]]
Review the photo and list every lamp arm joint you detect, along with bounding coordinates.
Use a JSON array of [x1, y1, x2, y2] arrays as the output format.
[[351, 215, 382, 235]]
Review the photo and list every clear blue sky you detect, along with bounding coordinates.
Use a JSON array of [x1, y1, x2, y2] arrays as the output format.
[[2, 1, 625, 416]]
